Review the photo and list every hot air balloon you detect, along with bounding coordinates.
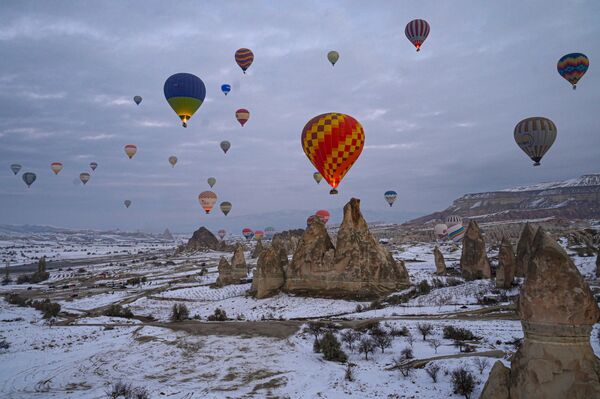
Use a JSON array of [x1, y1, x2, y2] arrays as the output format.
[[235, 108, 250, 127], [10, 164, 22, 175], [448, 224, 465, 243], [242, 228, 254, 240], [313, 172, 322, 184], [384, 190, 397, 207], [50, 162, 63, 175], [80, 172, 90, 185], [89, 162, 98, 171], [218, 229, 226, 240], [265, 226, 275, 239], [220, 141, 231, 154], [168, 156, 178, 167], [405, 19, 430, 51], [124, 200, 132, 208], [207, 177, 216, 188], [307, 215, 318, 226], [198, 191, 217, 214], [557, 53, 589, 90], [221, 84, 231, 96], [133, 96, 142, 105], [124, 144, 137, 159], [22, 172, 36, 187], [514, 117, 557, 166], [163, 73, 206, 128], [254, 230, 265, 240], [327, 51, 339, 66], [445, 215, 463, 228], [316, 210, 330, 224], [434, 223, 448, 240], [301, 113, 365, 194], [220, 201, 232, 216], [235, 48, 254, 73]]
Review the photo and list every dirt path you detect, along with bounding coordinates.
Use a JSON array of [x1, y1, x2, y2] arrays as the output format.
[[387, 349, 506, 370]]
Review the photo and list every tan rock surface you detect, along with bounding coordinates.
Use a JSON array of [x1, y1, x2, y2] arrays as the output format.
[[251, 246, 286, 299], [217, 245, 247, 286], [496, 237, 515, 289], [480, 361, 510, 399], [433, 246, 446, 275], [515, 223, 535, 277], [459, 221, 491, 280]]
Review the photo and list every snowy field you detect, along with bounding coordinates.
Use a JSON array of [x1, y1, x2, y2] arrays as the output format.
[[1, 230, 599, 398]]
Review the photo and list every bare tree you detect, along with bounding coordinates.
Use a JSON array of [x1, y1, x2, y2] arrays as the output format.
[[372, 331, 392, 353], [341, 330, 360, 352], [417, 323, 434, 341], [393, 357, 414, 378], [426, 363, 441, 383], [304, 322, 324, 343], [429, 338, 442, 354], [358, 337, 376, 360], [406, 333, 415, 348], [472, 357, 490, 375]]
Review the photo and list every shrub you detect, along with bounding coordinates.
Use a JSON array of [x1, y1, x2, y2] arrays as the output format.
[[446, 277, 463, 286], [431, 277, 445, 288], [30, 271, 50, 283], [344, 363, 355, 382], [417, 323, 434, 340], [389, 325, 410, 337], [304, 321, 324, 341], [0, 338, 9, 350], [358, 337, 376, 360], [451, 366, 476, 399], [443, 326, 477, 341], [106, 381, 131, 398], [170, 303, 190, 321], [16, 274, 31, 284], [400, 346, 414, 360], [319, 332, 347, 363], [104, 304, 134, 319], [31, 299, 61, 318], [369, 299, 384, 310], [355, 304, 364, 313], [426, 363, 440, 383], [417, 279, 431, 295], [1, 275, 11, 285], [7, 293, 27, 306], [207, 307, 227, 321]]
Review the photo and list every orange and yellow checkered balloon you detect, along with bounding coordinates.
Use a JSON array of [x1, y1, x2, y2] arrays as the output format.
[[301, 113, 364, 194]]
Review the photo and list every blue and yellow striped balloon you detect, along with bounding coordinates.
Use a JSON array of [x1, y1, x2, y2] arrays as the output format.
[[164, 73, 206, 128]]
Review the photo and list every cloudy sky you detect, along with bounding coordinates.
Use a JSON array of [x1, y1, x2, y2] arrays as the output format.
[[0, 1, 598, 233]]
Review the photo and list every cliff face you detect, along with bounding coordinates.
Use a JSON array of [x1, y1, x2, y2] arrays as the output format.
[[405, 174, 600, 225]]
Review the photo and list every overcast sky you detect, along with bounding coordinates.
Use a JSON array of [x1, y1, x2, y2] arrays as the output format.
[[0, 1, 599, 232]]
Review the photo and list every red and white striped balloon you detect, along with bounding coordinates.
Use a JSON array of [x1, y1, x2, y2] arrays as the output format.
[[405, 19, 430, 51]]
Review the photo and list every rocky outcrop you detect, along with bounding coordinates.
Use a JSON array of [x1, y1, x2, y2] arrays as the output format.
[[496, 237, 515, 289], [480, 361, 510, 399], [433, 246, 446, 275], [480, 228, 600, 399], [459, 221, 491, 280], [177, 226, 232, 253], [162, 228, 174, 240], [271, 229, 304, 255], [251, 245, 287, 299], [251, 240, 264, 259], [285, 198, 409, 299], [216, 245, 247, 286], [596, 250, 600, 278], [515, 224, 535, 277]]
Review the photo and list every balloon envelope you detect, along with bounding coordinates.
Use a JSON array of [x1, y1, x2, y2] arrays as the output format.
[[80, 172, 90, 185], [220, 201, 232, 216], [405, 19, 430, 51], [301, 113, 365, 194], [218, 229, 226, 240], [313, 172, 322, 184], [221, 84, 231, 95], [168, 156, 177, 167], [557, 53, 589, 89], [254, 230, 265, 240], [124, 144, 137, 159], [448, 224, 466, 243], [22, 172, 36, 187], [434, 224, 448, 240], [384, 190, 397, 207], [164, 73, 206, 127], [514, 117, 557, 166], [198, 191, 217, 214], [242, 228, 254, 240], [124, 200, 132, 208], [89, 162, 98, 171], [445, 215, 463, 228], [10, 164, 22, 175], [316, 210, 330, 224], [265, 226, 275, 239], [207, 177, 216, 188], [307, 215, 318, 226], [133, 96, 142, 105], [51, 162, 63, 175], [220, 141, 231, 154], [327, 51, 339, 66], [236, 108, 250, 126], [235, 48, 254, 73]]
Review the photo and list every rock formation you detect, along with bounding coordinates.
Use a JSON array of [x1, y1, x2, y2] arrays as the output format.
[[480, 361, 510, 399], [176, 226, 232, 253], [251, 239, 264, 259], [596, 249, 600, 278], [496, 237, 515, 289], [162, 228, 174, 240], [216, 245, 247, 286], [480, 228, 600, 399], [285, 198, 409, 299], [459, 221, 491, 280], [515, 223, 535, 277], [250, 245, 287, 299], [271, 229, 304, 255], [433, 246, 446, 275]]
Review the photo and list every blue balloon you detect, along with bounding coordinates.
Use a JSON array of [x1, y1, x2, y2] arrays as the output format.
[[221, 84, 231, 96]]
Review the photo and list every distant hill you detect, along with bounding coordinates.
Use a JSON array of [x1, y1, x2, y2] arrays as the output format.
[[404, 173, 600, 226]]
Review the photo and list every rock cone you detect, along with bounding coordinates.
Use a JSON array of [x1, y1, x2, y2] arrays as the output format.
[[216, 245, 247, 286], [433, 246, 446, 275], [515, 223, 535, 277], [251, 245, 287, 299], [251, 239, 264, 259], [496, 237, 515, 289], [177, 226, 232, 253], [460, 221, 491, 280]]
